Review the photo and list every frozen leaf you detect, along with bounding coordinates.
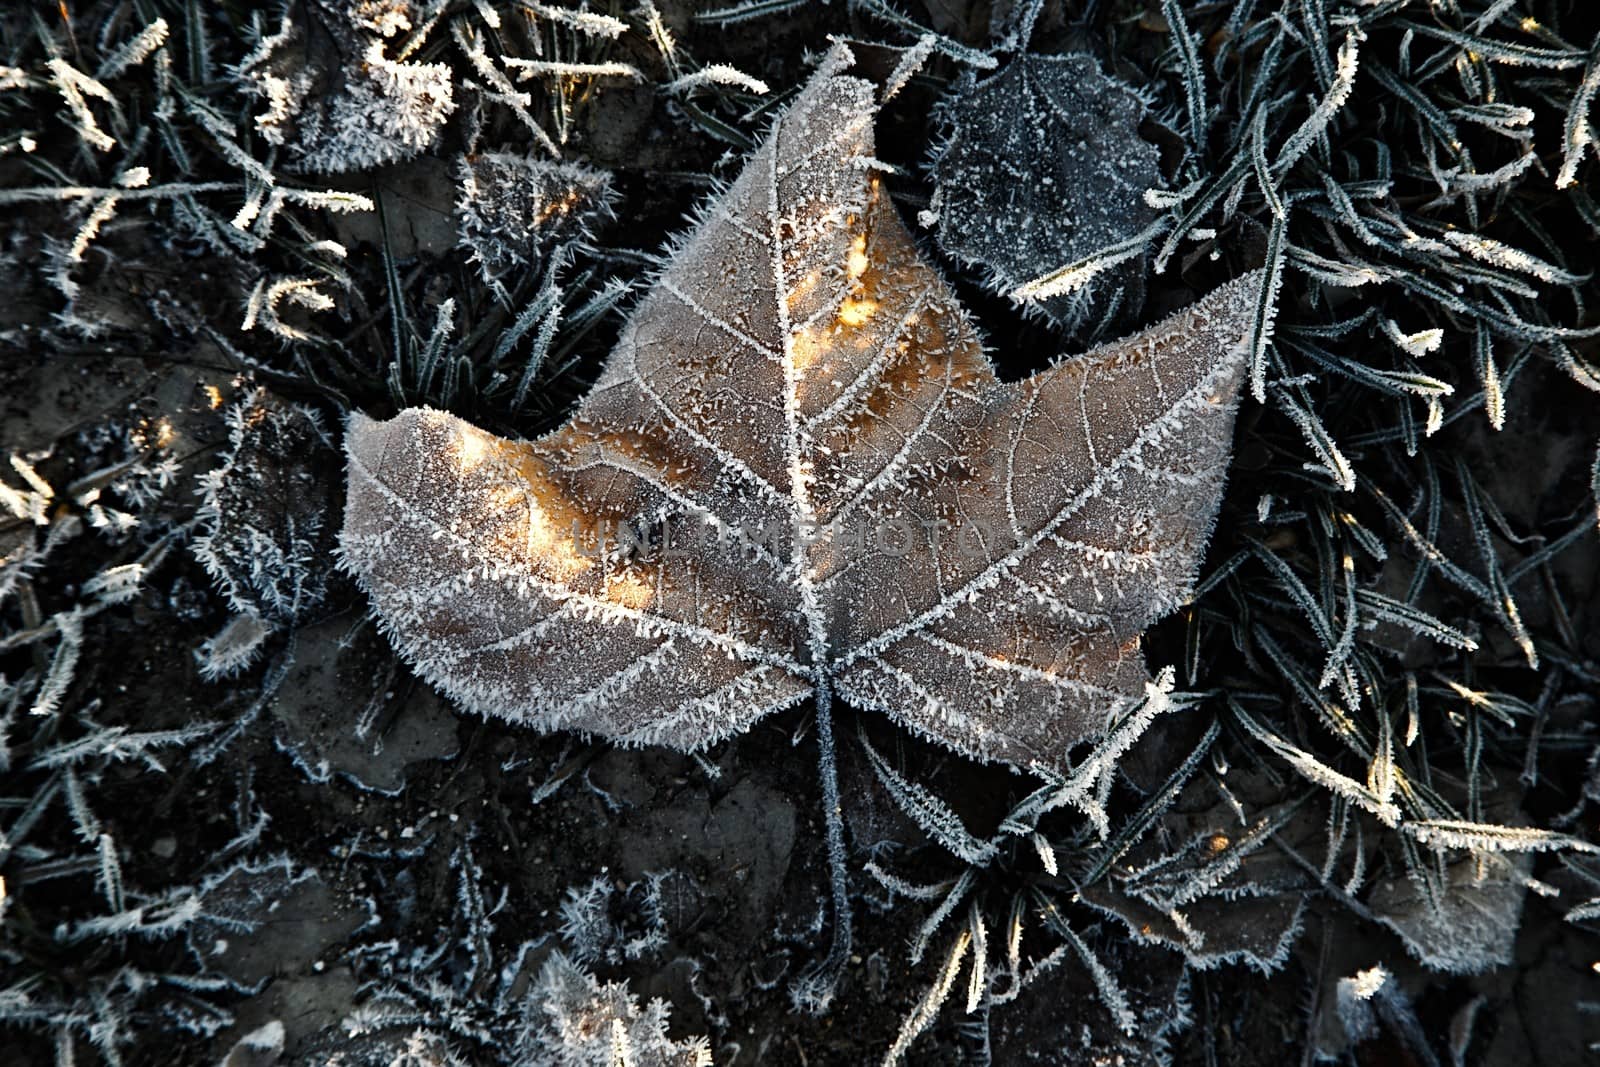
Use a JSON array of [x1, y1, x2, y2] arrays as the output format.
[[194, 390, 338, 628], [1369, 849, 1530, 974], [455, 153, 616, 283], [239, 3, 455, 174], [341, 47, 1258, 776], [928, 54, 1164, 337]]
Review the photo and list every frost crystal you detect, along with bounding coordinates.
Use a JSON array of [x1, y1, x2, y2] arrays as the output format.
[[342, 47, 1260, 774], [929, 54, 1163, 337], [558, 874, 669, 965], [194, 391, 338, 676], [1369, 849, 1531, 973], [455, 153, 616, 282], [526, 951, 711, 1067], [239, 3, 455, 174]]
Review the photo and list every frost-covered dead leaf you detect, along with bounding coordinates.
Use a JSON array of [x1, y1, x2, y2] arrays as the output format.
[[340, 47, 1259, 776], [455, 153, 616, 283], [239, 1, 454, 174], [1369, 848, 1531, 973], [193, 390, 338, 678], [929, 53, 1163, 337]]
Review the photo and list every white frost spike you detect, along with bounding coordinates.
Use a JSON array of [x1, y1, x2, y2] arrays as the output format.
[[83, 563, 145, 604], [1557, 43, 1600, 189], [1031, 831, 1058, 875], [32, 608, 85, 718], [1592, 442, 1600, 532], [883, 929, 970, 1066], [341, 49, 1259, 773], [1401, 820, 1598, 854], [1381, 319, 1443, 356], [666, 65, 770, 96], [242, 277, 335, 340], [62, 766, 99, 842], [504, 59, 643, 82], [97, 18, 170, 81], [530, 951, 711, 1066], [523, 3, 628, 38], [964, 902, 987, 1014], [67, 195, 120, 265], [1011, 220, 1170, 304], [96, 833, 124, 912], [1234, 703, 1400, 826], [197, 613, 274, 681], [1056, 913, 1137, 1035], [1442, 230, 1583, 285], [883, 36, 938, 102], [10, 456, 54, 501], [471, 0, 502, 29], [1274, 32, 1362, 177], [637, 1, 679, 75], [46, 59, 116, 152], [1367, 706, 1396, 807]]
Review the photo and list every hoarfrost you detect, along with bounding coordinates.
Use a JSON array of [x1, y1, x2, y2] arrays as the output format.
[[525, 951, 711, 1067], [455, 153, 616, 283], [341, 48, 1260, 775], [239, 3, 455, 174], [193, 390, 338, 678], [928, 54, 1164, 338], [558, 874, 670, 966]]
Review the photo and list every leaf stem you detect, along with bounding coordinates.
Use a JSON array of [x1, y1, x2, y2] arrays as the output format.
[[796, 678, 853, 1012]]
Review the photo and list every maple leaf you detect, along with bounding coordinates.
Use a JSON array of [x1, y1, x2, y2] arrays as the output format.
[[341, 47, 1258, 776]]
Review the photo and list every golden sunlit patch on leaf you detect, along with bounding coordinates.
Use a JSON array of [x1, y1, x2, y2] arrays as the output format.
[[451, 426, 492, 471], [605, 570, 654, 611], [837, 297, 877, 328], [846, 232, 869, 284]]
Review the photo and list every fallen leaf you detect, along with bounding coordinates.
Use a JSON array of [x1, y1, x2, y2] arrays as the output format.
[[340, 47, 1259, 776], [929, 53, 1163, 336]]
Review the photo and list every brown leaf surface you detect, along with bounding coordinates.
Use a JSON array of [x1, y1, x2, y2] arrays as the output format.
[[340, 49, 1260, 774]]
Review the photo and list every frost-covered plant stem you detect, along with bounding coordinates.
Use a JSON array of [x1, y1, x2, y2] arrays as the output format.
[[796, 678, 853, 1011]]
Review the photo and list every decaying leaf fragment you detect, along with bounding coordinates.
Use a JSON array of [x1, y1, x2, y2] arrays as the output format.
[[929, 53, 1164, 337], [340, 48, 1259, 777]]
